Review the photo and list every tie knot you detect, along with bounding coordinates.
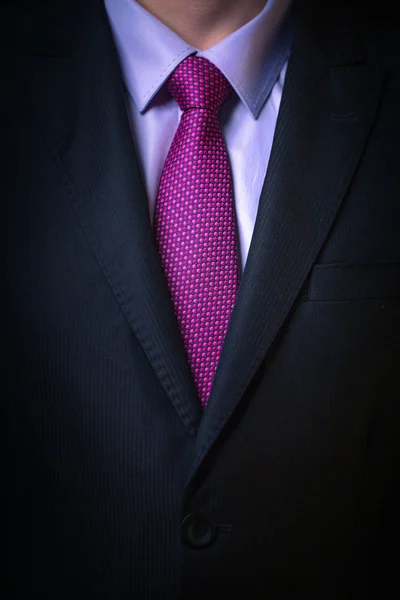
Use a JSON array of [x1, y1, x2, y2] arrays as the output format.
[[167, 56, 232, 114]]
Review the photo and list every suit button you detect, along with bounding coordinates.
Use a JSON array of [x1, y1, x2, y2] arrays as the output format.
[[182, 513, 216, 549]]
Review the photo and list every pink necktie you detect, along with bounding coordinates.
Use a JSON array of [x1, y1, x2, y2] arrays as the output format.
[[154, 56, 240, 407]]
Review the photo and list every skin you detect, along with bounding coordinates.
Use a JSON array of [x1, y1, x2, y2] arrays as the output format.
[[135, 0, 268, 50]]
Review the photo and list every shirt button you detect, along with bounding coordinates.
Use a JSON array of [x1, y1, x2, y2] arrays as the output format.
[[181, 513, 216, 549]]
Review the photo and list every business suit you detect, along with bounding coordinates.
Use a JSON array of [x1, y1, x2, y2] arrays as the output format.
[[4, 0, 400, 597]]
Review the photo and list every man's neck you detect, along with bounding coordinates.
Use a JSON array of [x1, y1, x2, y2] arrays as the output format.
[[135, 0, 268, 50]]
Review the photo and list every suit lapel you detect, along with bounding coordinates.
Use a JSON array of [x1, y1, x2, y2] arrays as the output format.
[[23, 0, 202, 433], [192, 4, 384, 470]]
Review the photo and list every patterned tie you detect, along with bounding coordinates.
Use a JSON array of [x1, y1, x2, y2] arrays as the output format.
[[154, 56, 240, 407]]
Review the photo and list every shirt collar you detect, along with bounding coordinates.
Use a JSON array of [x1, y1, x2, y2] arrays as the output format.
[[104, 0, 293, 119]]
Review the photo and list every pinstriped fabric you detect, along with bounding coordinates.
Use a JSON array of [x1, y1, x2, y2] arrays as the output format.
[[154, 56, 240, 407]]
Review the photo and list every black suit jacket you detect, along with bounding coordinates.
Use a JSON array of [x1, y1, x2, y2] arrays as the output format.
[[4, 0, 400, 598]]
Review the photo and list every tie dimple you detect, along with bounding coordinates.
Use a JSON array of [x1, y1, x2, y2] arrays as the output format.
[[154, 56, 240, 407]]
